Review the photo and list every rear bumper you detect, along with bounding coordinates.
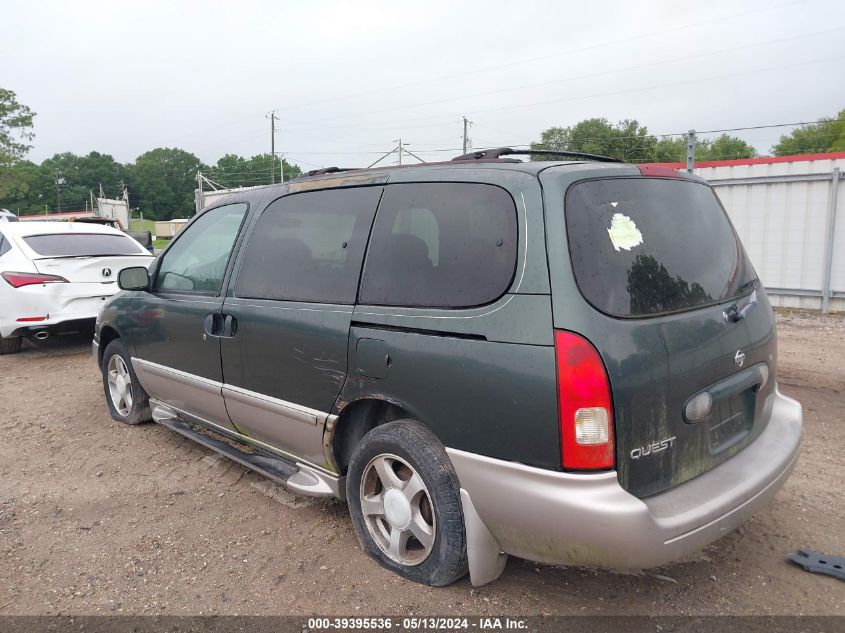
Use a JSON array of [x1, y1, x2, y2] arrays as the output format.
[[448, 386, 802, 573], [0, 283, 117, 338], [8, 316, 97, 339]]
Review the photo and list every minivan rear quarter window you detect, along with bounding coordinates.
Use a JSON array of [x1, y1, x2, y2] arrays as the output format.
[[565, 178, 757, 317], [360, 182, 517, 308]]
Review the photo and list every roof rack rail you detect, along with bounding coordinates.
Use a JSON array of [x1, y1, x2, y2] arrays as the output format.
[[298, 166, 358, 178], [451, 147, 622, 163]]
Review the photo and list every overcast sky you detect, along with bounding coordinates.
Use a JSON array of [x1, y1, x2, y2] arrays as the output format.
[[2, 0, 844, 173]]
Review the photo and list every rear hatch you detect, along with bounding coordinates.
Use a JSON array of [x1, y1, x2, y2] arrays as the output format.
[[22, 232, 151, 284], [560, 174, 776, 498]]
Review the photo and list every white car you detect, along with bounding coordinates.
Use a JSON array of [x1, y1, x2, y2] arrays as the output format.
[[0, 221, 154, 354]]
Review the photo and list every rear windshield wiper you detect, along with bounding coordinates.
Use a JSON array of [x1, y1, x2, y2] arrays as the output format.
[[724, 288, 758, 323]]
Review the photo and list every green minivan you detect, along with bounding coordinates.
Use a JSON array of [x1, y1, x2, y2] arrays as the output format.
[[94, 149, 803, 586]]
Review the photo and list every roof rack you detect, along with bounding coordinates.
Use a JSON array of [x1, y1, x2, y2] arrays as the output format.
[[298, 166, 358, 178], [451, 147, 622, 163]]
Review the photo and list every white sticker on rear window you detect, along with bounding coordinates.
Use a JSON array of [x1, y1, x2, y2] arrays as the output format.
[[607, 213, 643, 251]]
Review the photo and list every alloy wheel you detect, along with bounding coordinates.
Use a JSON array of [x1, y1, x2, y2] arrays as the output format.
[[359, 453, 436, 566], [107, 355, 133, 417]]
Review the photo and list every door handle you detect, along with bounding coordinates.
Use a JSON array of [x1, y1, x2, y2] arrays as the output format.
[[223, 314, 238, 337], [203, 313, 225, 337]]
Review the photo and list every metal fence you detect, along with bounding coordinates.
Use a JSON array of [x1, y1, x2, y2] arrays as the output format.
[[693, 155, 844, 313]]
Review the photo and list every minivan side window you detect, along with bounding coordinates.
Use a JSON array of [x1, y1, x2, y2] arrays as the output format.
[[0, 233, 10, 257], [155, 203, 247, 294], [359, 183, 517, 308], [235, 187, 382, 304]]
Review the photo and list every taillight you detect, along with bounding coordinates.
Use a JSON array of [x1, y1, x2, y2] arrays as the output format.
[[554, 330, 615, 470], [1, 271, 69, 288]]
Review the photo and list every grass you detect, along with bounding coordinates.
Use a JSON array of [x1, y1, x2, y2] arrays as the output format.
[[129, 218, 156, 233]]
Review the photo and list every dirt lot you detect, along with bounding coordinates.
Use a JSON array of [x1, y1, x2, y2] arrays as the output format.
[[0, 312, 843, 616]]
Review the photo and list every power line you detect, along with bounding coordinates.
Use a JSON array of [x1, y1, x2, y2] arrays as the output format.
[[269, 119, 836, 159], [388, 54, 845, 127], [192, 0, 809, 141], [282, 25, 844, 131], [266, 0, 809, 116]]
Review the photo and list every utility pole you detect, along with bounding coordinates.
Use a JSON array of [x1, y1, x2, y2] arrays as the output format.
[[686, 130, 696, 173], [196, 171, 203, 215], [54, 171, 63, 213], [462, 116, 473, 154], [397, 138, 403, 165], [268, 110, 278, 184]]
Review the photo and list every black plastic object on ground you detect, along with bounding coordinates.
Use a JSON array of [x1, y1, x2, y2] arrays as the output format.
[[788, 549, 845, 581]]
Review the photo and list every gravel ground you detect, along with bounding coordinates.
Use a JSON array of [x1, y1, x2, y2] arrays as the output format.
[[0, 312, 843, 616]]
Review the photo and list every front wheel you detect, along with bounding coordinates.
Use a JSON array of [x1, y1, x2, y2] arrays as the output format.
[[101, 339, 151, 425], [346, 419, 468, 586]]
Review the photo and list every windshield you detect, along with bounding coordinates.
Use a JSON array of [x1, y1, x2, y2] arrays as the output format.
[[23, 233, 147, 257], [565, 178, 757, 318]]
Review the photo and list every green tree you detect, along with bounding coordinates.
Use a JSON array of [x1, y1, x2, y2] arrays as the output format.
[[0, 87, 36, 203], [77, 151, 127, 196], [531, 118, 657, 162], [0, 88, 35, 159], [7, 152, 129, 214], [772, 110, 845, 156], [697, 134, 758, 161], [208, 153, 301, 187], [125, 148, 206, 220], [654, 134, 757, 163], [533, 118, 760, 164], [654, 136, 687, 162], [0, 159, 39, 211]]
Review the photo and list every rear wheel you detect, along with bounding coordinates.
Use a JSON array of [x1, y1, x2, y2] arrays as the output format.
[[101, 339, 151, 425], [0, 336, 22, 355], [346, 419, 468, 586]]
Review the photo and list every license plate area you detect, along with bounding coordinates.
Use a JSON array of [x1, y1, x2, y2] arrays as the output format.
[[708, 390, 755, 454]]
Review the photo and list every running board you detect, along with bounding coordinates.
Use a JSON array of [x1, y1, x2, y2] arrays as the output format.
[[153, 407, 341, 498]]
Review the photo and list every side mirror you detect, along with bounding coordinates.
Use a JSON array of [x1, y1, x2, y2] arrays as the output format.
[[118, 266, 150, 291]]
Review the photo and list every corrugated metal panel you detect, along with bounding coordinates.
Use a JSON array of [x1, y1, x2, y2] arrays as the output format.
[[694, 157, 845, 312]]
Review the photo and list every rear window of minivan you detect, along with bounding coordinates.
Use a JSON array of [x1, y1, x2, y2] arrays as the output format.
[[565, 178, 757, 318]]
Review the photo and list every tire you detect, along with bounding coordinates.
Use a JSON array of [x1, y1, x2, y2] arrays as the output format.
[[101, 339, 151, 425], [0, 336, 22, 355], [346, 419, 468, 586]]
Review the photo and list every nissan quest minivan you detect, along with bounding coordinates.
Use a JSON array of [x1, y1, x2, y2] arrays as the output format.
[[94, 148, 803, 587]]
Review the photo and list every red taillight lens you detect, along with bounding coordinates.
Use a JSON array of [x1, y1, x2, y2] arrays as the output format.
[[554, 330, 615, 470], [1, 271, 68, 288]]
